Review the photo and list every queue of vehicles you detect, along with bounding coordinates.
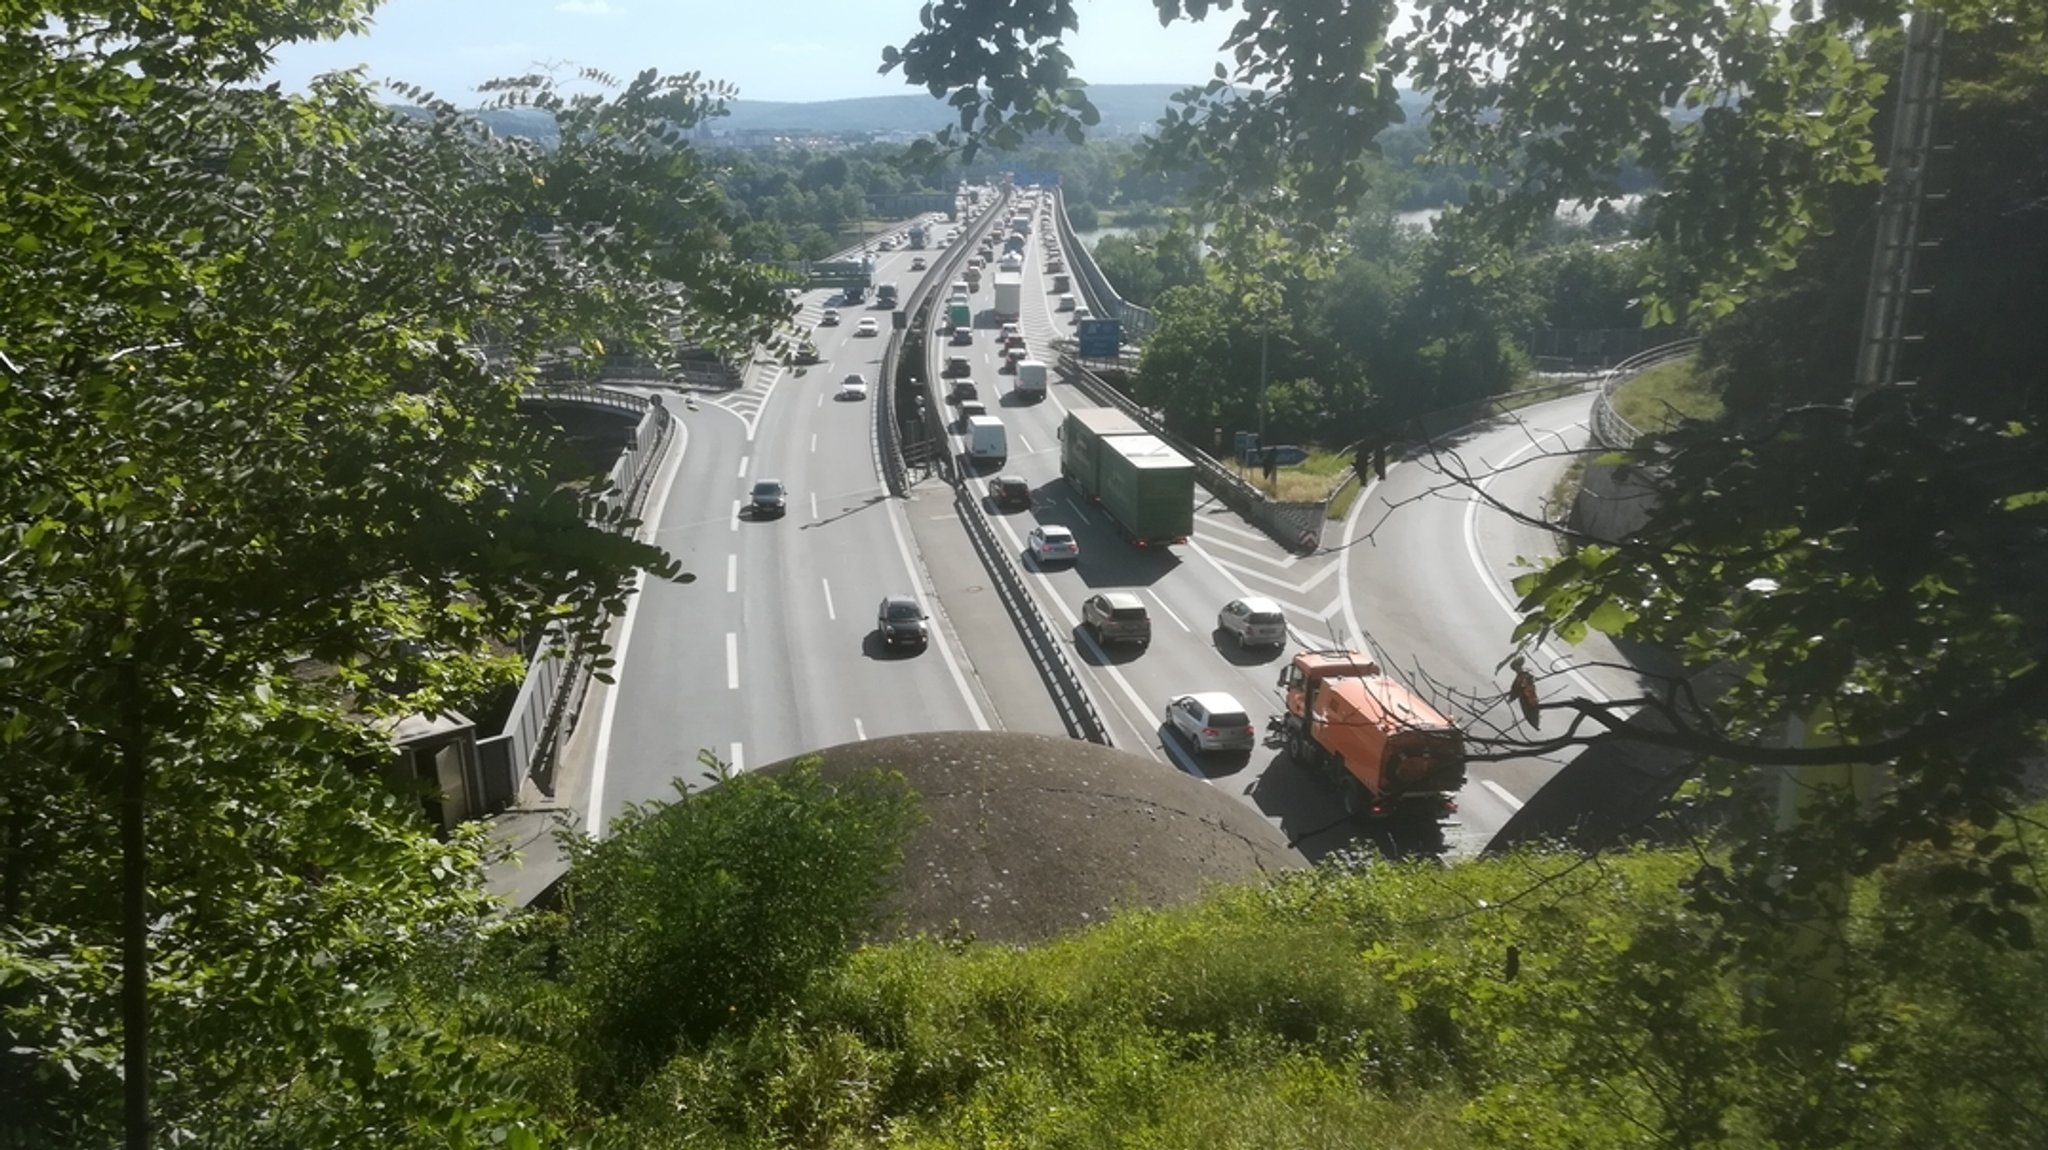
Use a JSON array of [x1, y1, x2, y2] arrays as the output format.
[[866, 187, 1472, 823]]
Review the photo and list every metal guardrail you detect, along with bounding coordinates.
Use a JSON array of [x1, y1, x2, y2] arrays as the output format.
[[951, 485, 1114, 745], [479, 394, 676, 804], [1589, 337, 1703, 449], [876, 196, 1007, 495], [894, 189, 1113, 745], [1050, 187, 1156, 344], [519, 381, 651, 416]]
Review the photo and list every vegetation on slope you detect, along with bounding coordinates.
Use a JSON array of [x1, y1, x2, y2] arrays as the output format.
[[453, 771, 2048, 1149]]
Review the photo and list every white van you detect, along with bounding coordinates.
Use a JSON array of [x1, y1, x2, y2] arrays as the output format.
[[965, 415, 1007, 465], [1014, 359, 1048, 399]]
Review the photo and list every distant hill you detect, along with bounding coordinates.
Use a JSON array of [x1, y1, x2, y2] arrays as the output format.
[[711, 83, 1192, 136], [457, 83, 1435, 146]]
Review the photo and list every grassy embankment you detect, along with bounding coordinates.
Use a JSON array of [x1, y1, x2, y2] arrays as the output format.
[[1544, 358, 1724, 520], [568, 799, 2048, 1149]]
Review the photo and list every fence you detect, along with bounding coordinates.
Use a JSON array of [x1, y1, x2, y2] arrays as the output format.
[[1589, 337, 1702, 450], [477, 390, 676, 806], [876, 193, 1007, 495], [884, 189, 1111, 744], [1050, 187, 1156, 344], [1572, 337, 1701, 543], [951, 484, 1114, 745]]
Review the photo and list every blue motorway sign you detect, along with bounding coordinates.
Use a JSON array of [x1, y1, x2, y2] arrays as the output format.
[[1076, 317, 1121, 359], [1265, 445, 1311, 468]]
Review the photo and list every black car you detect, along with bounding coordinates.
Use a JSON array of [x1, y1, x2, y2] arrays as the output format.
[[749, 479, 787, 518], [989, 475, 1032, 510], [876, 595, 929, 649]]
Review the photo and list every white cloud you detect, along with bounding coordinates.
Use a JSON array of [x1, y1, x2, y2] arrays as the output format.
[[555, 1, 619, 14]]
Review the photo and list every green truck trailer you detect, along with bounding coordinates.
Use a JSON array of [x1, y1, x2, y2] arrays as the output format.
[[1058, 408, 1196, 547], [946, 299, 971, 330]]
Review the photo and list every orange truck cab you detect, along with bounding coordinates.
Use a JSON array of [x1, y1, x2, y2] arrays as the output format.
[[1275, 649, 1466, 820]]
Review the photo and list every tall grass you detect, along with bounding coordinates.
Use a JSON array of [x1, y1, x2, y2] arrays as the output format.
[[1610, 358, 1723, 433]]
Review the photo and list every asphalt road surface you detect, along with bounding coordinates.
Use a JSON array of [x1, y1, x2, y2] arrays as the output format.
[[926, 198, 1636, 859], [587, 221, 992, 835]]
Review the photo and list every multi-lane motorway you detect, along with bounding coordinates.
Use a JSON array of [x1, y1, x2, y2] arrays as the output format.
[[586, 225, 992, 835], [581, 191, 1633, 857]]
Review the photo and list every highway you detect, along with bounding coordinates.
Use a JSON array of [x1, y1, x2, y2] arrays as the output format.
[[588, 220, 992, 835], [579, 187, 1635, 861], [925, 194, 1629, 858]]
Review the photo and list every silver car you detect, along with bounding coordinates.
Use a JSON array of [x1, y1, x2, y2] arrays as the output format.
[[1218, 596, 1288, 648], [1164, 692, 1257, 752]]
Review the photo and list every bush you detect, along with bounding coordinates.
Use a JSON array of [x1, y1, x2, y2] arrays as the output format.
[[1066, 199, 1100, 231], [555, 758, 923, 1100]]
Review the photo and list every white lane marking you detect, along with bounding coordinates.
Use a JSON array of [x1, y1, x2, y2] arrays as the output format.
[[810, 491, 819, 520], [1338, 462, 1384, 652], [855, 718, 867, 741], [811, 433, 817, 453], [727, 553, 736, 593], [1068, 620, 1166, 757], [590, 412, 689, 840], [821, 577, 836, 620], [731, 742, 745, 773], [730, 499, 740, 532], [1462, 433, 1607, 702], [1157, 726, 1206, 777], [883, 495, 991, 729], [1064, 498, 1092, 523], [1481, 779, 1527, 811], [1147, 589, 1191, 632], [1192, 531, 1301, 569], [726, 632, 739, 689], [816, 393, 823, 408], [1017, 432, 1035, 455], [737, 455, 749, 479]]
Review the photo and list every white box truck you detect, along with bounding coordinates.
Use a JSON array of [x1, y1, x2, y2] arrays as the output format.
[[965, 415, 1008, 465], [1014, 359, 1048, 400], [992, 272, 1022, 321]]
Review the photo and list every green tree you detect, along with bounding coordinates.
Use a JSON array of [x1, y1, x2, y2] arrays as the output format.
[[883, 0, 2048, 1057], [554, 758, 924, 1102], [1065, 198, 1100, 231], [0, 5, 785, 1145], [1133, 282, 1290, 441], [1092, 229, 1205, 308]]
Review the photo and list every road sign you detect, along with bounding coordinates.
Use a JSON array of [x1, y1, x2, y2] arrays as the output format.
[[1264, 445, 1311, 468], [1077, 318, 1121, 359]]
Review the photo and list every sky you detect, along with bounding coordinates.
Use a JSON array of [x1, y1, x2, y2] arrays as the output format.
[[264, 0, 1251, 104]]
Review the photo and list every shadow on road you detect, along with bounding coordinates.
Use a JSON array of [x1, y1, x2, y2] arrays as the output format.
[[802, 494, 888, 530], [1157, 725, 1254, 780], [1210, 626, 1285, 667], [860, 630, 925, 661], [1236, 749, 1454, 864], [1072, 625, 1145, 666]]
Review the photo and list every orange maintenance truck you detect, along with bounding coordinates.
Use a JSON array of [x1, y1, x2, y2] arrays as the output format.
[[1273, 648, 1467, 820]]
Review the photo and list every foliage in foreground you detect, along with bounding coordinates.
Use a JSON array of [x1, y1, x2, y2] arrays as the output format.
[[542, 809, 2048, 1149], [550, 759, 926, 1105]]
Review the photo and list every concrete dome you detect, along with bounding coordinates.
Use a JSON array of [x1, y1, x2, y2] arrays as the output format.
[[763, 730, 1305, 944]]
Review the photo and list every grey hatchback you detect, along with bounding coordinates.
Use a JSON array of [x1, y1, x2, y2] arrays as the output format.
[[1082, 591, 1151, 647]]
